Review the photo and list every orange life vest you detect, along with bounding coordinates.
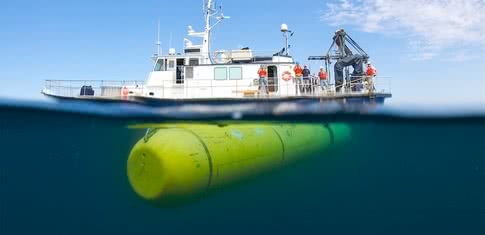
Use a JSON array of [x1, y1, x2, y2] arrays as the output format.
[[367, 66, 376, 76], [294, 66, 303, 77], [258, 68, 267, 78], [319, 71, 327, 80]]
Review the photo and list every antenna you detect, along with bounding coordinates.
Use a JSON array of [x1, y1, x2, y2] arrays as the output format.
[[169, 32, 173, 49], [156, 19, 161, 56], [281, 24, 292, 56]]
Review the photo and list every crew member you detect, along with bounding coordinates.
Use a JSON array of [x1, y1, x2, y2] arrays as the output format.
[[366, 62, 377, 92], [319, 67, 328, 91], [257, 65, 269, 95], [366, 63, 377, 77], [302, 65, 311, 93], [293, 63, 303, 95]]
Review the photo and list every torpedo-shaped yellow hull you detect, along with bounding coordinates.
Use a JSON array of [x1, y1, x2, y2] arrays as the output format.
[[127, 123, 350, 207]]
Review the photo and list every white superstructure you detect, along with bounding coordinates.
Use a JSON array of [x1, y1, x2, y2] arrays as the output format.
[[141, 0, 297, 99]]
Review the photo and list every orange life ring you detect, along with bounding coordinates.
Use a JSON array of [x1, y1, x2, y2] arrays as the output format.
[[282, 71, 292, 81]]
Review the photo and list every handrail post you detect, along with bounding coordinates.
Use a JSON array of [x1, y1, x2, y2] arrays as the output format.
[[101, 80, 104, 97], [236, 80, 238, 98], [287, 80, 289, 97]]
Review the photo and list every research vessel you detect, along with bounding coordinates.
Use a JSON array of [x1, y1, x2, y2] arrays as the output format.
[[42, 0, 392, 104]]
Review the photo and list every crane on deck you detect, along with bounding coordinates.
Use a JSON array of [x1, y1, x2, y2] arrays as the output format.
[[308, 29, 370, 92]]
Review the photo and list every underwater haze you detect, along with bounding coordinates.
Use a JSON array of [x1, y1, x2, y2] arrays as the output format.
[[0, 99, 484, 235]]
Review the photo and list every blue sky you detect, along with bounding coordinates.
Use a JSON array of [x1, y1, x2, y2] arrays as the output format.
[[0, 0, 484, 106]]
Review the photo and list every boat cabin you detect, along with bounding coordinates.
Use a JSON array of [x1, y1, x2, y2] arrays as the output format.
[[145, 47, 296, 98]]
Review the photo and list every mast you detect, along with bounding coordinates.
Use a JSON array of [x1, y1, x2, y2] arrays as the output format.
[[280, 24, 291, 56], [156, 19, 161, 56], [187, 0, 228, 64], [202, 0, 213, 64]]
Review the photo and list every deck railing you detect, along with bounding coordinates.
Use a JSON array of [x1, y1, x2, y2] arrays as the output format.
[[42, 76, 391, 99], [43, 80, 146, 98]]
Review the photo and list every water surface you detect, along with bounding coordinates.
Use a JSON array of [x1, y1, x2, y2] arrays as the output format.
[[0, 98, 484, 234]]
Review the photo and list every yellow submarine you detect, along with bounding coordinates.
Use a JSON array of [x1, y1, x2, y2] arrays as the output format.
[[127, 123, 351, 207]]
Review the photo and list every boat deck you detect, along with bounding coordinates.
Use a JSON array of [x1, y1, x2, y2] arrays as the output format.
[[41, 78, 392, 105]]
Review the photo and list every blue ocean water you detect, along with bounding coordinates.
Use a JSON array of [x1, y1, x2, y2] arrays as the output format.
[[0, 98, 484, 235]]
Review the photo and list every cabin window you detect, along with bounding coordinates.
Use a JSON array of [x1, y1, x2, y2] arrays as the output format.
[[189, 58, 199, 66], [168, 60, 175, 69], [214, 67, 227, 80], [229, 67, 242, 80], [154, 59, 164, 71]]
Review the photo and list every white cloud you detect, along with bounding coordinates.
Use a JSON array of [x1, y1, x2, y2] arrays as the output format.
[[322, 0, 485, 60]]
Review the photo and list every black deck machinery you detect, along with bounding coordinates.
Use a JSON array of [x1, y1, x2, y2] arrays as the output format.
[[308, 29, 370, 93]]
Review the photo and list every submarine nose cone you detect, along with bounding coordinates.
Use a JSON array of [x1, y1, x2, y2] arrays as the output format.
[[127, 128, 211, 205], [127, 144, 165, 200]]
